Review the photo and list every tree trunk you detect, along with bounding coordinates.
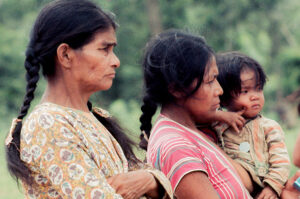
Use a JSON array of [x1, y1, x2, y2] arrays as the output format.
[[145, 0, 162, 36]]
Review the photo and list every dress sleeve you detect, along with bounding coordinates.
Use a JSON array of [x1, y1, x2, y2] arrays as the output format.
[[21, 111, 123, 198], [148, 134, 207, 192], [263, 119, 290, 196]]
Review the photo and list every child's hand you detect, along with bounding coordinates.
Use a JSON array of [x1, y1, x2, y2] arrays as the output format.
[[256, 185, 278, 199], [215, 109, 245, 133]]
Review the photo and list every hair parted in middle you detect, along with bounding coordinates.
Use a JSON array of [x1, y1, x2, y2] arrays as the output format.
[[139, 29, 215, 149]]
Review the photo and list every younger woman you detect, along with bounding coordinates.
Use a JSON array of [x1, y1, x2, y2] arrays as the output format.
[[139, 30, 252, 198]]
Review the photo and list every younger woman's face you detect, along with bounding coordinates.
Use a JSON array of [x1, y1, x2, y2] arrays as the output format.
[[180, 56, 224, 123], [228, 68, 265, 118]]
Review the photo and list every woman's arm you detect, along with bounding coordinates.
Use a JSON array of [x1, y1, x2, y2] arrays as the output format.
[[293, 133, 300, 167], [281, 171, 300, 199], [226, 156, 254, 193], [175, 171, 220, 199]]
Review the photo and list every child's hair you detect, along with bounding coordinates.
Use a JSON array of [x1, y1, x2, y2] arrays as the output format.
[[139, 29, 214, 149], [216, 51, 267, 107]]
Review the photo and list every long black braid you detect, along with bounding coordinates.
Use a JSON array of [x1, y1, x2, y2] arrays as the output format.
[[6, 0, 137, 187], [139, 30, 214, 150], [6, 48, 40, 185], [87, 101, 138, 163]]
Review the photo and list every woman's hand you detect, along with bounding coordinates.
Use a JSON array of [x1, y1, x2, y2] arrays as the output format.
[[107, 170, 159, 199], [215, 109, 245, 133]]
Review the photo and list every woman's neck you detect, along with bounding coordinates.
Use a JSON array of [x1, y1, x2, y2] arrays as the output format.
[[41, 77, 91, 112], [161, 103, 198, 132]]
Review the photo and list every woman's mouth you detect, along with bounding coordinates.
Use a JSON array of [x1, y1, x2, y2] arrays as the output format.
[[106, 73, 116, 78], [212, 102, 220, 110]]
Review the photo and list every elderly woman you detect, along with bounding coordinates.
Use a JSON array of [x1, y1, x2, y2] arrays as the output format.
[[139, 30, 299, 199], [5, 0, 172, 198]]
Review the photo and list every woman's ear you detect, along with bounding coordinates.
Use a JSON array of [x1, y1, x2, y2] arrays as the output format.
[[56, 43, 73, 69], [168, 84, 185, 99]]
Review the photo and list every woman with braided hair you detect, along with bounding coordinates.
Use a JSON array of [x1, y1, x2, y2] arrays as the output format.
[[5, 0, 172, 198], [139, 30, 299, 198]]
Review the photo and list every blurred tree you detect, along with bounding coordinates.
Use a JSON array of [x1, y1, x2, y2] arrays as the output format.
[[146, 0, 162, 35], [0, 0, 299, 129]]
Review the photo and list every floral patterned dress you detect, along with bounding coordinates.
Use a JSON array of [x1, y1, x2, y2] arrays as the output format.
[[20, 102, 172, 199]]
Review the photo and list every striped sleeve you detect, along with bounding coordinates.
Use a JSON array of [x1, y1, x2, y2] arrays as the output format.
[[263, 119, 290, 196], [148, 126, 207, 191]]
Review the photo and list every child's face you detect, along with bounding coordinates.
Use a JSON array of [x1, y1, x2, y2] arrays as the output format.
[[228, 68, 265, 118]]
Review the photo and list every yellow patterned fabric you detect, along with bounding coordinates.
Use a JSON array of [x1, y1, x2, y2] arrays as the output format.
[[20, 102, 172, 199]]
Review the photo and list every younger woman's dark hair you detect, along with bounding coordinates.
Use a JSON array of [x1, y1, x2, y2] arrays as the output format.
[[216, 51, 267, 107], [139, 30, 214, 150], [6, 0, 136, 187]]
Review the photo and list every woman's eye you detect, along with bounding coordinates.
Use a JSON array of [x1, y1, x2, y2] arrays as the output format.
[[208, 78, 215, 84], [99, 46, 110, 52]]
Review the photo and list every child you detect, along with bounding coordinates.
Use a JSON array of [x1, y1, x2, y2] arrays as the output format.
[[214, 51, 290, 198]]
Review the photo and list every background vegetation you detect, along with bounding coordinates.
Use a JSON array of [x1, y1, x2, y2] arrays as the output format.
[[0, 0, 299, 198]]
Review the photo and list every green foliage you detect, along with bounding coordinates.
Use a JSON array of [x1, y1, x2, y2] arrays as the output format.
[[0, 0, 300, 196]]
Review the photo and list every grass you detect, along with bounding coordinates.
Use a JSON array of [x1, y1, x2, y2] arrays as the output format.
[[0, 120, 299, 198]]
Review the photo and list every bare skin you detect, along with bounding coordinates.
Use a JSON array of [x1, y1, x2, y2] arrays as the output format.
[[293, 133, 300, 167], [281, 171, 300, 199], [175, 172, 220, 199], [107, 170, 159, 199], [214, 109, 246, 133]]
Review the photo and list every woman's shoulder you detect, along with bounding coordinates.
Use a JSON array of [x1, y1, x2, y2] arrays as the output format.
[[25, 102, 68, 118], [22, 102, 82, 136], [24, 102, 90, 126]]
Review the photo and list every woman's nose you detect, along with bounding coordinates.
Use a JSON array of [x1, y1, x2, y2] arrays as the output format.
[[112, 52, 120, 68], [215, 80, 223, 96]]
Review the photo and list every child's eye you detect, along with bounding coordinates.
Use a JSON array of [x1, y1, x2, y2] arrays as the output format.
[[256, 85, 263, 91], [241, 90, 248, 94]]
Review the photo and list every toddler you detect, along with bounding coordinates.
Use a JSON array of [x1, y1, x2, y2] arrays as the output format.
[[215, 52, 290, 198]]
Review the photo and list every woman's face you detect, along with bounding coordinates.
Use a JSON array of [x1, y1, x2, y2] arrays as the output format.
[[180, 57, 224, 123], [71, 27, 120, 93]]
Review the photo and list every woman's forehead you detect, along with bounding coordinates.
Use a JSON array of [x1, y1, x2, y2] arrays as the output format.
[[204, 57, 218, 77]]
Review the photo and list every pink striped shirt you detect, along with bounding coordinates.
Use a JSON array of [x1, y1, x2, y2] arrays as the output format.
[[147, 115, 252, 199]]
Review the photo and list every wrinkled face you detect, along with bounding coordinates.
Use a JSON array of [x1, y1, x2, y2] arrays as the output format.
[[180, 57, 224, 123], [228, 68, 265, 118], [72, 27, 120, 93]]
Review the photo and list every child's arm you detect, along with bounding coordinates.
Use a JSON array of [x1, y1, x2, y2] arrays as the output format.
[[263, 120, 291, 196], [293, 133, 300, 167], [214, 109, 245, 133], [256, 185, 278, 199]]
